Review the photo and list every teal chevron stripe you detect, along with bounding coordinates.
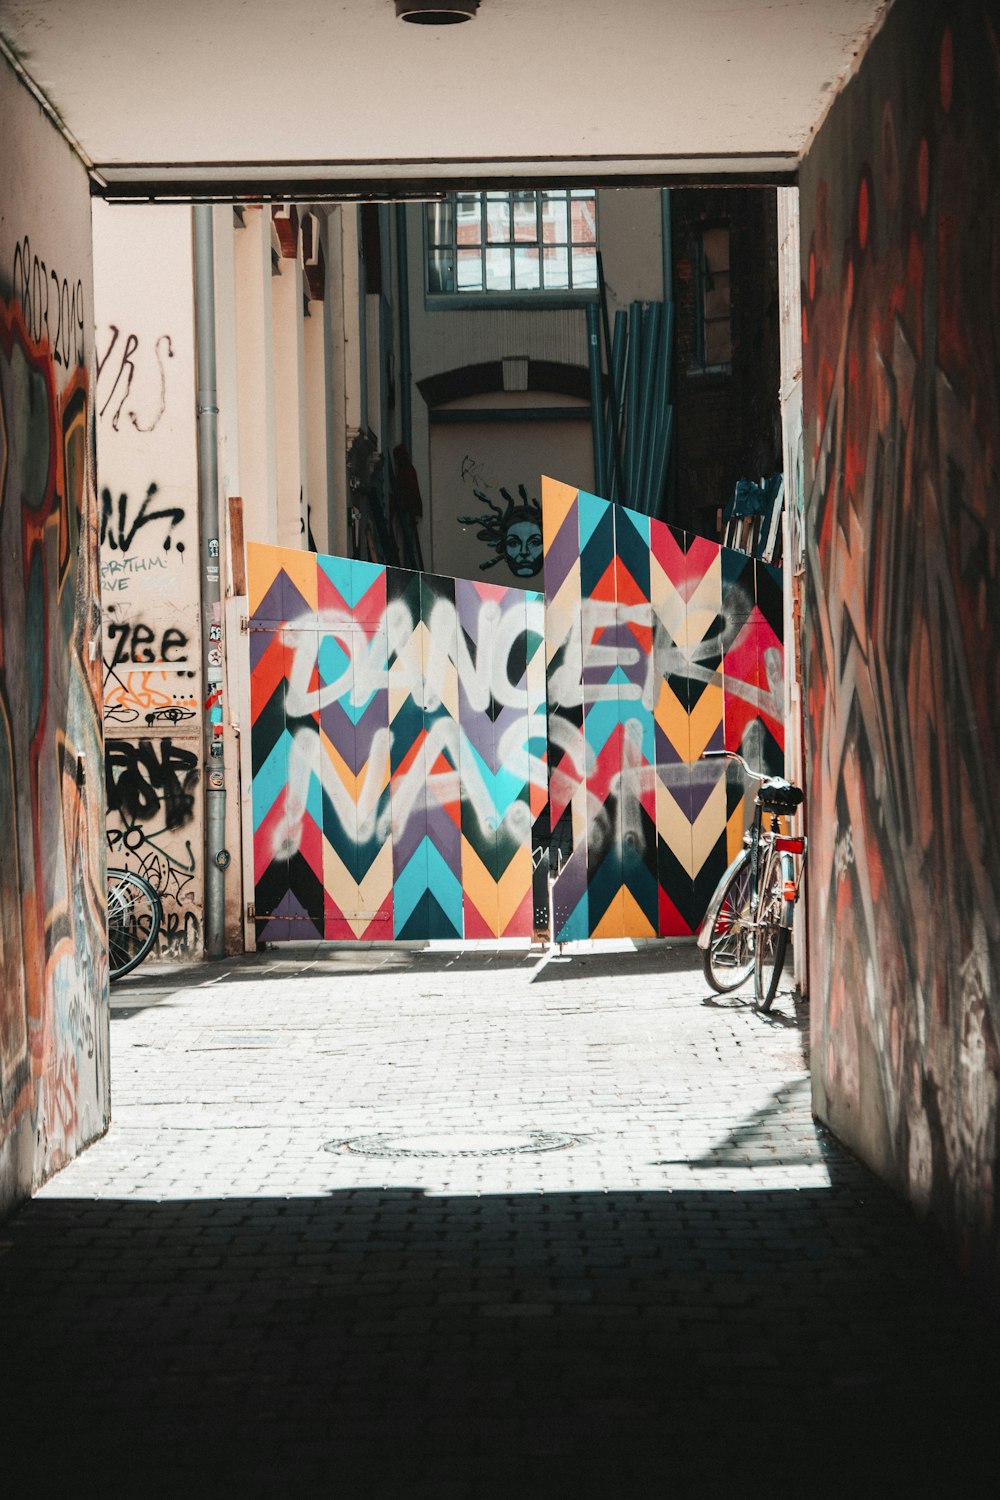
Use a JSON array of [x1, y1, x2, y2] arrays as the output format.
[[252, 728, 293, 833], [393, 835, 464, 935], [555, 889, 589, 943], [577, 488, 610, 553]]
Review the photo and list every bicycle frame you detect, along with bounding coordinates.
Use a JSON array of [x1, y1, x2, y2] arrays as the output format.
[[696, 752, 807, 953]]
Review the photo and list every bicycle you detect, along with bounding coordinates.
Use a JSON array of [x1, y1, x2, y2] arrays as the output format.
[[106, 867, 162, 980], [696, 749, 806, 1011]]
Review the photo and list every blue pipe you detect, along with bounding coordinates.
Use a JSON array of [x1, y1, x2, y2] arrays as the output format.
[[625, 301, 642, 506], [395, 202, 412, 456], [636, 302, 662, 513], [606, 309, 628, 501], [586, 302, 606, 499]]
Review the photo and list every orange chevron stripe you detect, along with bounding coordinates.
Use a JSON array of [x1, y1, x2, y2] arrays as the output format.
[[541, 474, 579, 549], [247, 541, 283, 617], [497, 845, 531, 933], [461, 836, 499, 935], [250, 632, 291, 723]]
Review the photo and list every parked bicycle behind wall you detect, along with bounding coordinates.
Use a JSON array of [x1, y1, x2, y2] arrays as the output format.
[[697, 749, 807, 1011], [107, 866, 162, 980]]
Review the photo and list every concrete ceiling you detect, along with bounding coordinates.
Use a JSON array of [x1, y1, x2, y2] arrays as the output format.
[[0, 0, 891, 198]]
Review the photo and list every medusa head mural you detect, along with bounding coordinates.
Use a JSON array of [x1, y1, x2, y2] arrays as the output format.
[[458, 485, 544, 579]]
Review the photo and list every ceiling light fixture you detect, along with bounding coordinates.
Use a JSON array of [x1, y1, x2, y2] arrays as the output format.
[[395, 1, 479, 23]]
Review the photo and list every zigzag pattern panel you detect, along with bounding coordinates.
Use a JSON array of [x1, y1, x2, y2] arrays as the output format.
[[541, 477, 784, 941], [248, 542, 545, 943]]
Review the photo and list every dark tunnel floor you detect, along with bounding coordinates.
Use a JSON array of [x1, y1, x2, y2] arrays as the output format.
[[3, 942, 996, 1496]]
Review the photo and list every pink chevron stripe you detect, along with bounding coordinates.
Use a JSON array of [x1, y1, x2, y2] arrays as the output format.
[[500, 886, 532, 938], [253, 788, 289, 878]]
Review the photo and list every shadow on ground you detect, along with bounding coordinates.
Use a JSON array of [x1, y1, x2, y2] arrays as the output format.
[[2, 1176, 996, 1497]]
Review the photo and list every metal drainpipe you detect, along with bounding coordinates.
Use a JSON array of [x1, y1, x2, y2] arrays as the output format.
[[193, 205, 227, 960]]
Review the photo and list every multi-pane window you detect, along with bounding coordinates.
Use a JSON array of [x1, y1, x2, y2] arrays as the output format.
[[426, 190, 598, 296], [695, 225, 732, 369]]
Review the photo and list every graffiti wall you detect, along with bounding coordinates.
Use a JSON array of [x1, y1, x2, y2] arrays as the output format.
[[799, 0, 1000, 1279], [93, 204, 203, 959], [248, 483, 782, 946], [542, 478, 783, 940], [0, 55, 109, 1213], [248, 543, 548, 941]]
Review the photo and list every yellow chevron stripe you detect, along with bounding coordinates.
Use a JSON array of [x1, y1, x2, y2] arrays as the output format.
[[727, 796, 748, 863], [322, 839, 354, 913], [691, 774, 730, 877], [461, 836, 499, 935], [591, 888, 625, 939], [621, 886, 657, 938], [649, 559, 687, 639], [354, 842, 394, 937], [279, 546, 319, 615], [687, 682, 725, 761], [654, 678, 691, 758], [541, 474, 579, 552], [498, 845, 531, 933], [247, 541, 282, 617]]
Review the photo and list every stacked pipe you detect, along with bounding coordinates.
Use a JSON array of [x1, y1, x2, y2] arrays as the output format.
[[588, 294, 674, 518]]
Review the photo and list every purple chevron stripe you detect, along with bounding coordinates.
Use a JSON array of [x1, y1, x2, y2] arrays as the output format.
[[661, 771, 713, 825], [251, 575, 287, 628], [552, 836, 588, 932], [281, 563, 318, 624], [543, 498, 580, 597], [392, 779, 429, 867], [319, 690, 390, 773], [458, 689, 496, 767], [249, 625, 280, 673], [423, 796, 461, 866], [654, 721, 685, 767]]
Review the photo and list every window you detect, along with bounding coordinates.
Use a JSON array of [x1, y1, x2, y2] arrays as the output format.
[[694, 225, 732, 370], [426, 190, 598, 298]]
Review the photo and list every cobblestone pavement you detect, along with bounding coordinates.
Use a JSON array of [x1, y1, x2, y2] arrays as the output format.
[[2, 941, 996, 1497]]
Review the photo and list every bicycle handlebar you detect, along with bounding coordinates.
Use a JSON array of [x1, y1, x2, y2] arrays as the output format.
[[701, 748, 766, 781]]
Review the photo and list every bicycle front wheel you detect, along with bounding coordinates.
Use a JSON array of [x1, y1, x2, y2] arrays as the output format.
[[753, 851, 792, 1011], [702, 851, 755, 993], [107, 868, 161, 980]]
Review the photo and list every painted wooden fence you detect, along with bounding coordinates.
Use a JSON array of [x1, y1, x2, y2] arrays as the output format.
[[542, 477, 783, 941], [247, 545, 548, 942], [247, 480, 783, 943]]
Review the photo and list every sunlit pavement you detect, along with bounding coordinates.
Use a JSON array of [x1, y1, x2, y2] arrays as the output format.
[[2, 941, 995, 1496]]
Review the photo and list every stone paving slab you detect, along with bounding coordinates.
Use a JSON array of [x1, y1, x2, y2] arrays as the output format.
[[2, 940, 997, 1496]]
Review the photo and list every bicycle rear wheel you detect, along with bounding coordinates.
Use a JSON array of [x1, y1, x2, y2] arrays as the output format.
[[753, 852, 792, 1011], [702, 851, 755, 993], [107, 868, 161, 980]]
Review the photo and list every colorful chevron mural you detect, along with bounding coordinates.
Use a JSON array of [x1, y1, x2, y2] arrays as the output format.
[[542, 476, 784, 942], [247, 544, 547, 942], [247, 486, 782, 946]]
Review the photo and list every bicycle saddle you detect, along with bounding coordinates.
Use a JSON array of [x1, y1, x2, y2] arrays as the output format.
[[755, 777, 804, 811]]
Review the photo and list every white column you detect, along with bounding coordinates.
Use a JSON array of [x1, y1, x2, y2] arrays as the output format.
[[233, 206, 278, 544], [776, 184, 807, 992], [324, 206, 363, 558], [303, 293, 330, 555], [212, 204, 241, 514], [271, 231, 308, 550]]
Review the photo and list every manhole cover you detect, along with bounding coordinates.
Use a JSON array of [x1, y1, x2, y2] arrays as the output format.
[[325, 1130, 587, 1159]]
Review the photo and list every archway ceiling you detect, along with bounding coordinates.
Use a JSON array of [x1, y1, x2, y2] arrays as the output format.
[[0, 0, 891, 198]]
